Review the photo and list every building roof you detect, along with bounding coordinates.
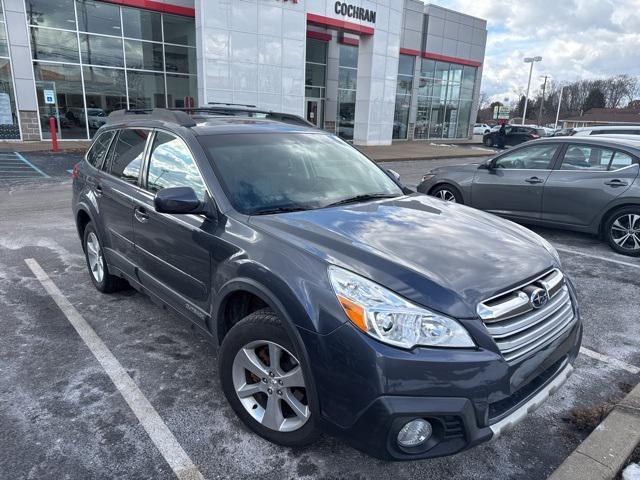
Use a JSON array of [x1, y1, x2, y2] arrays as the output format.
[[561, 108, 640, 125]]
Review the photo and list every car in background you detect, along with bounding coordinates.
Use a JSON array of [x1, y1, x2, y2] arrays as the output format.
[[553, 128, 576, 137], [573, 125, 640, 136], [473, 123, 491, 135], [86, 108, 108, 129], [483, 125, 544, 147], [417, 136, 640, 256]]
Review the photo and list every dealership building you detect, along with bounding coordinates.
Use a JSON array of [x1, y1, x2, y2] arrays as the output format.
[[0, 0, 486, 145]]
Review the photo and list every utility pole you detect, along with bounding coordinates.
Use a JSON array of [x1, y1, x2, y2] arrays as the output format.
[[538, 75, 549, 127], [554, 86, 565, 130], [522, 56, 542, 125]]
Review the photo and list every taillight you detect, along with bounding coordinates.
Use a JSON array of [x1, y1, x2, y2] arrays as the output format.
[[71, 163, 80, 179], [531, 134, 540, 139]]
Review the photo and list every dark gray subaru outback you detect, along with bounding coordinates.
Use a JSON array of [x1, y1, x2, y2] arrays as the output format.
[[72, 108, 582, 460]]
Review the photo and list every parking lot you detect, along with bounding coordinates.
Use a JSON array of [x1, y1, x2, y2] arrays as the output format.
[[1, 152, 638, 480]]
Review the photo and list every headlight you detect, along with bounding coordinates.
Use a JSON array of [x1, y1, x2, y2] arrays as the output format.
[[421, 173, 435, 183], [328, 266, 475, 349]]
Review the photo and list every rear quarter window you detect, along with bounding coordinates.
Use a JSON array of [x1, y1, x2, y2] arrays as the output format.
[[86, 130, 115, 168]]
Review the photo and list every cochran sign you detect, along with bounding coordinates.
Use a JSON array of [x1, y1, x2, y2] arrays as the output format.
[[334, 1, 376, 23]]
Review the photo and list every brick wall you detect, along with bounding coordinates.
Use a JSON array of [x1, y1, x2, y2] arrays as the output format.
[[19, 111, 40, 141]]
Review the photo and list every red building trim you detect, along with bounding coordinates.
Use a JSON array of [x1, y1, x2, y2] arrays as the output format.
[[399, 48, 421, 56], [306, 13, 374, 36], [422, 51, 482, 68], [307, 30, 332, 42], [339, 36, 359, 46], [100, 0, 195, 17]]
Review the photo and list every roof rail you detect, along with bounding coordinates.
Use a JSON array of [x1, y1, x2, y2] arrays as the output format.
[[107, 108, 196, 127], [207, 102, 257, 108]]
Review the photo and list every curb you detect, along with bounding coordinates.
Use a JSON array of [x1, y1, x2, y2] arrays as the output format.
[[548, 382, 640, 480], [373, 152, 495, 163]]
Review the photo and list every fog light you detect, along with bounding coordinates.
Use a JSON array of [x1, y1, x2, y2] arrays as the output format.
[[397, 419, 432, 448]]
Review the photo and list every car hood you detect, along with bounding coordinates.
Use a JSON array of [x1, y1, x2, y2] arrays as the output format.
[[249, 194, 556, 319]]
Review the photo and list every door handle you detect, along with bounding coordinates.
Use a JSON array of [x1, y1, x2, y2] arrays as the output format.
[[134, 206, 149, 223], [525, 176, 544, 184], [604, 179, 628, 187]]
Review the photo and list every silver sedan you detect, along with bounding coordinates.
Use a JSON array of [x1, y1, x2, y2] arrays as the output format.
[[417, 137, 640, 256]]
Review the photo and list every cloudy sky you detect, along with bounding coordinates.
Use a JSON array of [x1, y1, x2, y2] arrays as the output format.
[[432, 0, 640, 106]]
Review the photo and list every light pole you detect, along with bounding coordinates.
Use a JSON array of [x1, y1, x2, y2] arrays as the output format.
[[538, 75, 549, 127], [554, 86, 565, 130], [522, 56, 542, 125]]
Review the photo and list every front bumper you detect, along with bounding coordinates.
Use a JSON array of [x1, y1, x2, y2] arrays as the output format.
[[300, 286, 582, 460]]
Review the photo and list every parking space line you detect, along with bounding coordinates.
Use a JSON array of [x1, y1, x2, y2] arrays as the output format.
[[580, 347, 640, 374], [555, 246, 640, 269], [24, 259, 205, 480]]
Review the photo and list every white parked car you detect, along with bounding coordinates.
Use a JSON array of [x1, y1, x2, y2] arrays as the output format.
[[573, 125, 640, 136], [473, 123, 491, 135]]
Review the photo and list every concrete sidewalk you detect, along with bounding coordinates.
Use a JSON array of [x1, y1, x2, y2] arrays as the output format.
[[356, 142, 495, 161], [1, 139, 495, 161]]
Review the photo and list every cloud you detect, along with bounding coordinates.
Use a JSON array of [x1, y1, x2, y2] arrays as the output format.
[[430, 0, 640, 104]]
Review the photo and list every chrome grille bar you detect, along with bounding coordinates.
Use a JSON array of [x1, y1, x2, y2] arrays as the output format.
[[478, 269, 577, 363]]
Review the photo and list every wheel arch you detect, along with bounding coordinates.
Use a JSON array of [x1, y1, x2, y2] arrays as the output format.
[[75, 204, 95, 249], [212, 277, 321, 417], [598, 200, 640, 236], [428, 182, 465, 203]]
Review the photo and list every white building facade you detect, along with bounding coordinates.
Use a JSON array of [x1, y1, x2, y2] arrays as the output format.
[[1, 0, 486, 145]]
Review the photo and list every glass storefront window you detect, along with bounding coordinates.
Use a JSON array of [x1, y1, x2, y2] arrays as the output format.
[[306, 63, 326, 89], [0, 59, 19, 139], [83, 66, 126, 134], [127, 70, 166, 109], [163, 14, 195, 46], [415, 59, 478, 140], [338, 90, 356, 140], [393, 54, 414, 140], [30, 27, 80, 63], [164, 44, 196, 74], [339, 44, 358, 68], [76, 0, 121, 36], [0, 25, 8, 57], [122, 7, 162, 42], [80, 34, 124, 67], [34, 62, 86, 139], [306, 39, 327, 64], [337, 44, 358, 140], [27, 1, 197, 139], [124, 39, 164, 71], [166, 74, 196, 108], [26, 0, 76, 30]]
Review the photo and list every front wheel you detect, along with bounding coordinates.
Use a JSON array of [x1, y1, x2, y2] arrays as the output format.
[[604, 208, 640, 256], [219, 309, 320, 447], [484, 136, 494, 147], [430, 184, 463, 204]]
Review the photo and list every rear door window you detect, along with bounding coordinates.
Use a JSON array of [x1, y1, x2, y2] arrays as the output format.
[[610, 151, 635, 170], [86, 130, 115, 168], [560, 145, 614, 171], [107, 129, 149, 184]]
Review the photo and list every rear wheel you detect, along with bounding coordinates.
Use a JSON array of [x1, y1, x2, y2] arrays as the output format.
[[430, 184, 463, 204], [219, 309, 320, 447], [604, 207, 640, 256], [484, 136, 494, 147], [83, 222, 124, 293]]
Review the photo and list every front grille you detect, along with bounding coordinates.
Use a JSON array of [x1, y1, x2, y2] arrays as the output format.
[[478, 269, 576, 363]]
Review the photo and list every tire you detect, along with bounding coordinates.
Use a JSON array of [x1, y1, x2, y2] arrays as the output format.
[[219, 308, 320, 447], [430, 184, 463, 204], [83, 222, 124, 293], [484, 136, 494, 147], [603, 207, 640, 257]]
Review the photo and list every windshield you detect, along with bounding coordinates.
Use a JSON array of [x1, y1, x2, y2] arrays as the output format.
[[199, 133, 403, 214]]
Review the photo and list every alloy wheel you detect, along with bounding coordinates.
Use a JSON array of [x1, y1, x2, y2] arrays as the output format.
[[610, 213, 640, 252], [435, 189, 457, 202], [231, 340, 310, 432], [86, 232, 104, 283]]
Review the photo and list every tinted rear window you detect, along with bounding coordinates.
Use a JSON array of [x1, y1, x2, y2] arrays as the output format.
[[108, 129, 149, 184], [86, 130, 115, 168]]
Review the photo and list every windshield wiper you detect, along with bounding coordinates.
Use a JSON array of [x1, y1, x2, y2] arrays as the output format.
[[251, 206, 310, 215], [323, 193, 400, 208]]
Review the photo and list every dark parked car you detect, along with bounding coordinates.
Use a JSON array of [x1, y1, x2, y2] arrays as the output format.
[[483, 125, 544, 147], [72, 108, 581, 460], [418, 136, 640, 256]]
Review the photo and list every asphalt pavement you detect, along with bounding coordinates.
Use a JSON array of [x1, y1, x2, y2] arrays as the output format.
[[0, 154, 638, 480]]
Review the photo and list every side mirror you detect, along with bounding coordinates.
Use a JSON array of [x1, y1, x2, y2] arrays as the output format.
[[385, 168, 401, 182], [154, 186, 205, 215]]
